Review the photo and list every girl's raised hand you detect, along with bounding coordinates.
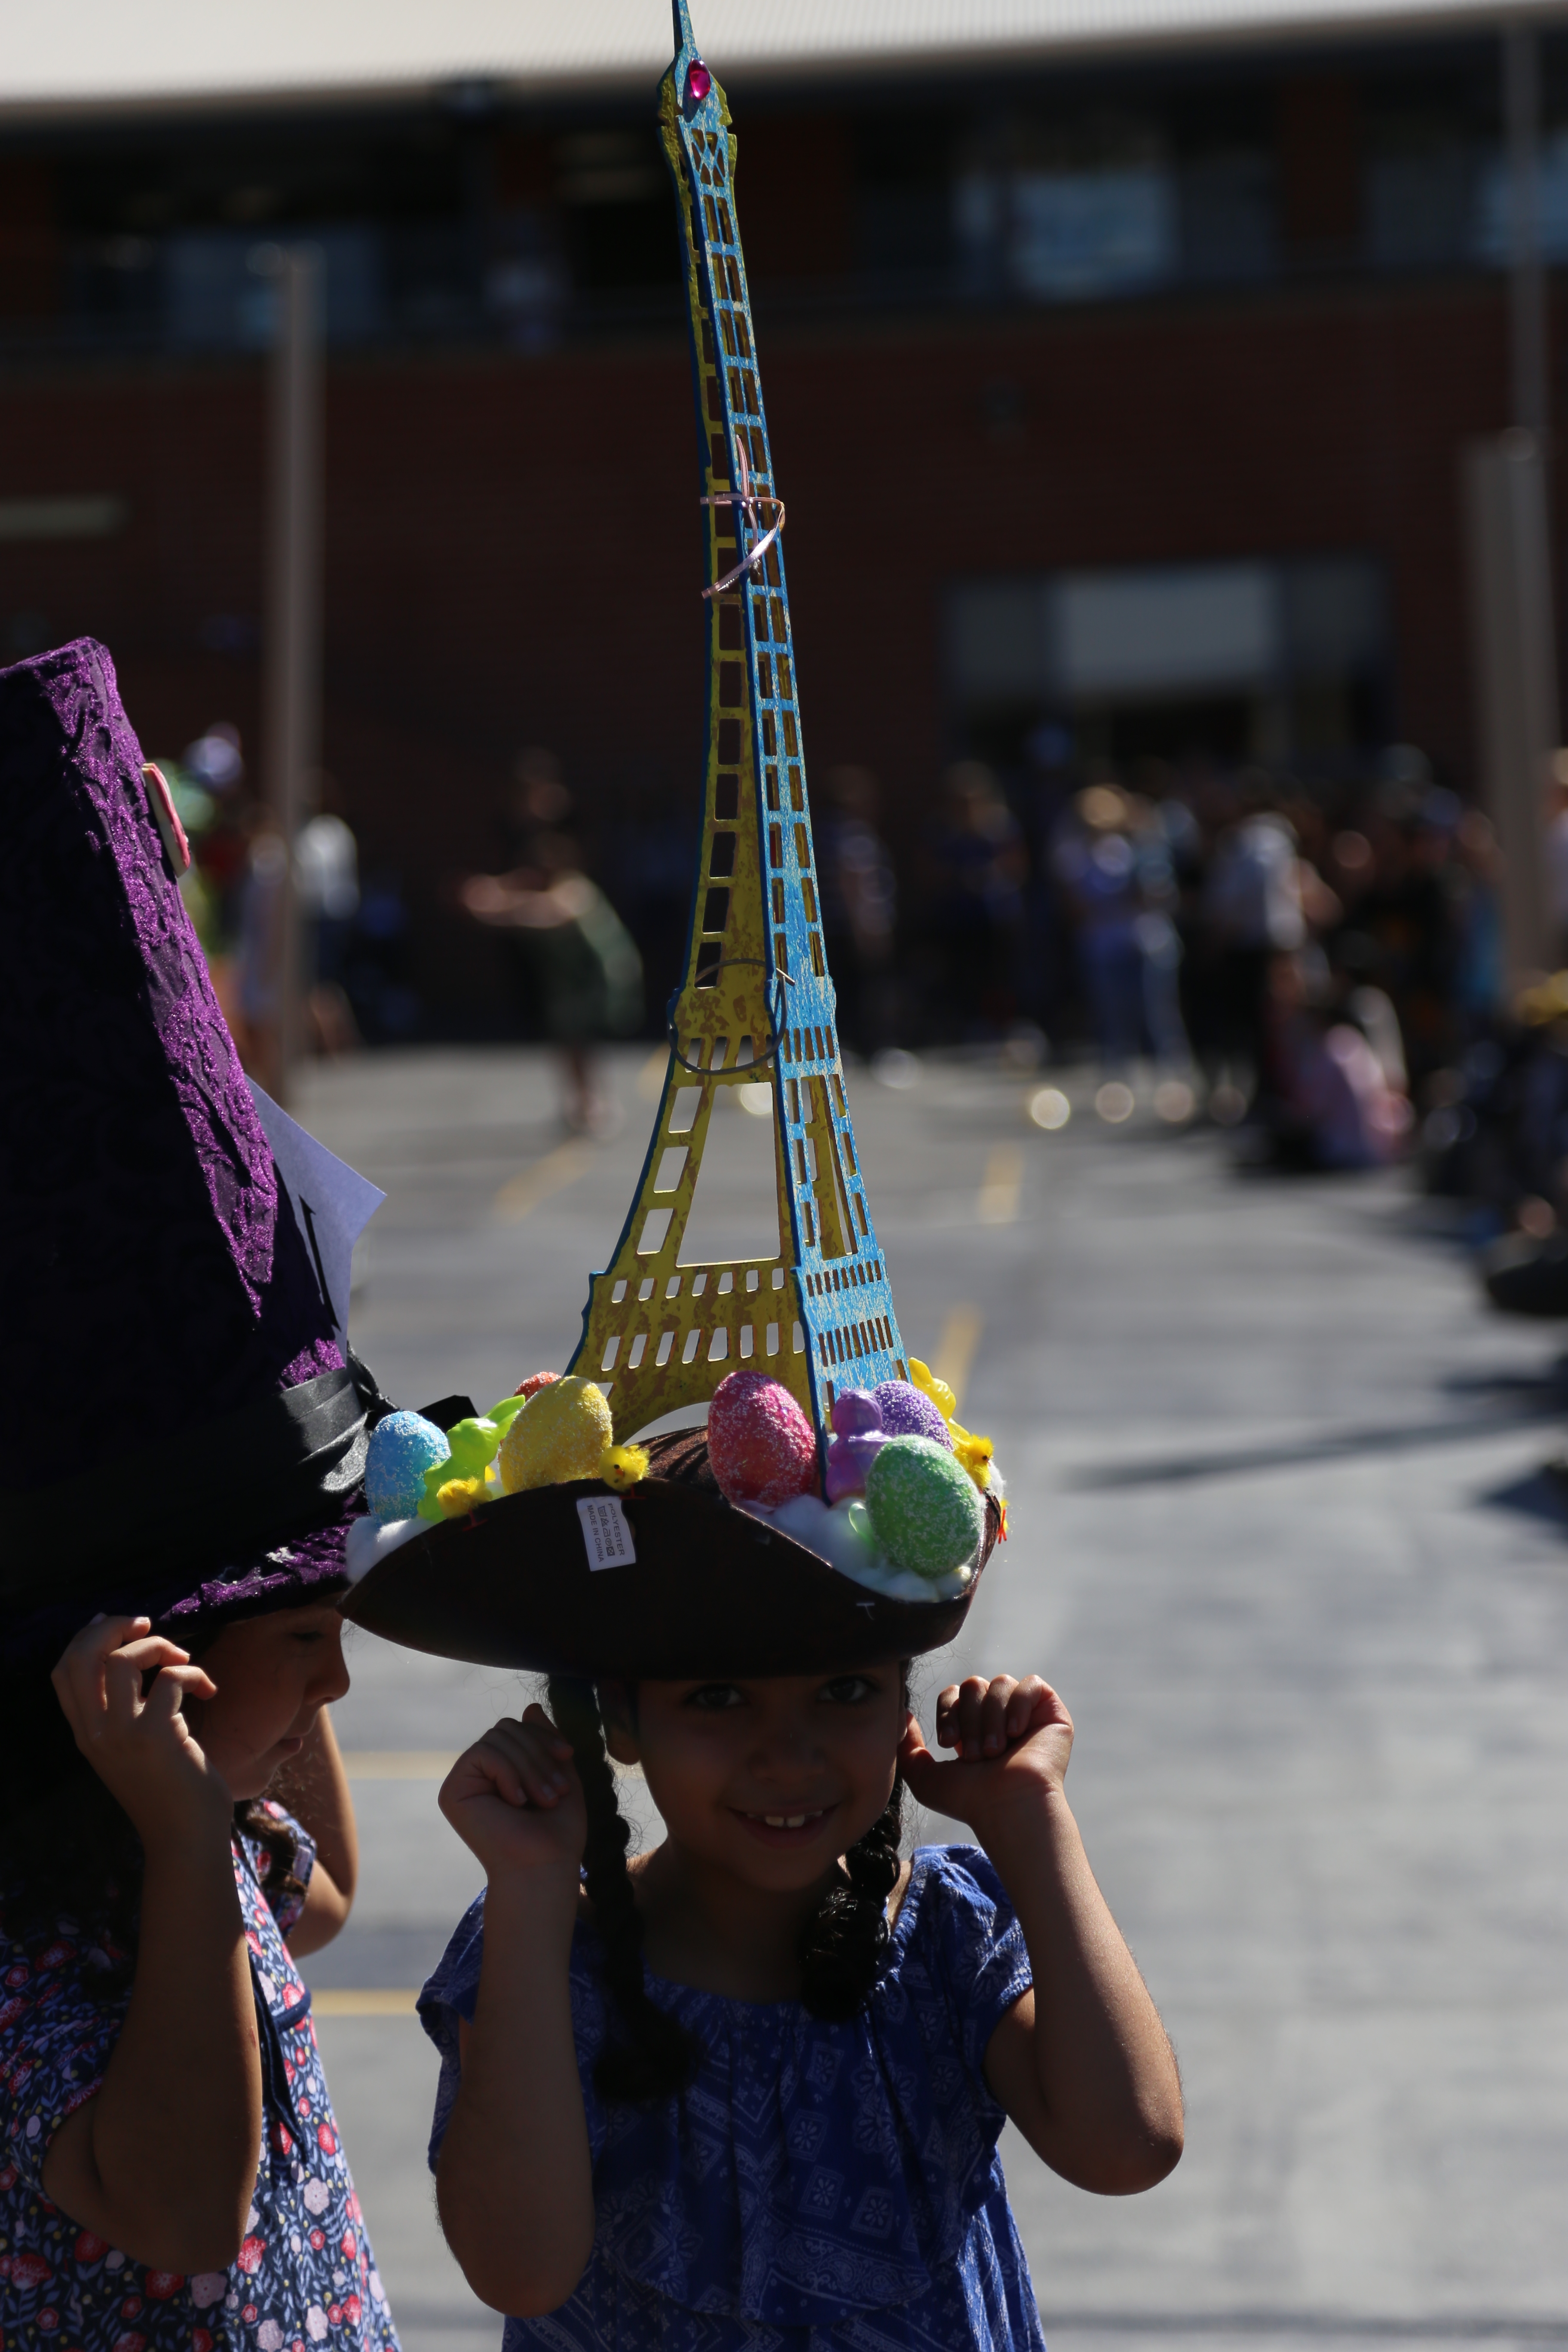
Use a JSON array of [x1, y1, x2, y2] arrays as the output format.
[[52, 1614, 230, 1849], [899, 1675, 1073, 1832], [439, 1705, 587, 1886]]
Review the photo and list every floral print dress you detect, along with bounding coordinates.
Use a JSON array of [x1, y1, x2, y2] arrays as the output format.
[[422, 1844, 1047, 2352], [0, 1805, 400, 2352]]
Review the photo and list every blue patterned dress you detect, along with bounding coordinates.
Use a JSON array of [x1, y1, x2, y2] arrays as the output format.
[[0, 1804, 400, 2352], [420, 1844, 1047, 2351]]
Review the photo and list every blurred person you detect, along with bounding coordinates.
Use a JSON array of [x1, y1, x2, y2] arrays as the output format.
[[295, 774, 361, 1057], [155, 724, 251, 995], [1246, 949, 1410, 1171], [927, 761, 1027, 1041], [601, 771, 692, 1037], [181, 718, 245, 796], [1016, 722, 1081, 1039], [1355, 780, 1461, 1084], [1052, 784, 1190, 1075], [819, 764, 897, 1055], [232, 812, 290, 1096], [459, 830, 643, 1136], [505, 746, 574, 859], [1451, 808, 1506, 1030], [347, 869, 422, 1043], [1203, 801, 1338, 1098]]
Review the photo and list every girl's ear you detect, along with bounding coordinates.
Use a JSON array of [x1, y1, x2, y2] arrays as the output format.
[[597, 1678, 641, 1767]]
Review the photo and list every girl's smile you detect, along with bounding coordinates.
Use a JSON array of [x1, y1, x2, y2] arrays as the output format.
[[732, 1802, 839, 1847]]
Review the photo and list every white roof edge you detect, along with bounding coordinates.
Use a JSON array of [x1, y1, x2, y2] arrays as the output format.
[[5, 0, 1568, 133]]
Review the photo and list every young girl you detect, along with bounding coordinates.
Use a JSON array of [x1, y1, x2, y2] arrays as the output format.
[[0, 1602, 395, 2351], [0, 636, 401, 2352], [417, 1656, 1182, 2346]]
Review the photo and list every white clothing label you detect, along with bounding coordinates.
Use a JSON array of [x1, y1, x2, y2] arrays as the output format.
[[578, 1495, 636, 1571]]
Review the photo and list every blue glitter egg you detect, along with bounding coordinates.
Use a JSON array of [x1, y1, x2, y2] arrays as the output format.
[[365, 1411, 450, 1522]]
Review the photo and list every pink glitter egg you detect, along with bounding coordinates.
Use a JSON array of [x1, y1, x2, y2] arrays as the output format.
[[708, 1372, 818, 1509]]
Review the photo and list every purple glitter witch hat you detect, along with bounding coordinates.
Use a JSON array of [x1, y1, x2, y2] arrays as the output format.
[[0, 640, 386, 1659]]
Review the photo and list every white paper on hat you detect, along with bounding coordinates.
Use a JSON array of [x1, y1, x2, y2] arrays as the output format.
[[246, 1079, 386, 1354]]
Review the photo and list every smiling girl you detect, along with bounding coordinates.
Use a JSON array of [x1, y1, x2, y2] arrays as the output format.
[[419, 1660, 1182, 2348]]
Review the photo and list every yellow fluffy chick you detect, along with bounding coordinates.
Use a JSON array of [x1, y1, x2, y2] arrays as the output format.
[[498, 1375, 613, 1494], [599, 1442, 650, 1491], [909, 1357, 959, 1424], [435, 1476, 487, 1518], [950, 1431, 994, 1491]]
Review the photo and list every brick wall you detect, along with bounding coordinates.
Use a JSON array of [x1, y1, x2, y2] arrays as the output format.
[[0, 271, 1532, 1014]]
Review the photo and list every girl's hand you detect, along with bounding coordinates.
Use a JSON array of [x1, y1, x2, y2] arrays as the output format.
[[439, 1706, 586, 1889], [52, 1615, 230, 1850], [900, 1675, 1072, 1834]]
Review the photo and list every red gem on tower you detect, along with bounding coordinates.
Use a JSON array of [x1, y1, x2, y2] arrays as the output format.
[[687, 62, 711, 101]]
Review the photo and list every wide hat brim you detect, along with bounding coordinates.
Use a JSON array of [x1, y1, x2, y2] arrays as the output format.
[[340, 1429, 998, 1678]]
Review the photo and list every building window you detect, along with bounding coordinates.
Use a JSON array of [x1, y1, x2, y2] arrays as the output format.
[[947, 555, 1388, 768]]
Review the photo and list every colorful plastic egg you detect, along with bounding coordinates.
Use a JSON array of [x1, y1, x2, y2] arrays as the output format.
[[872, 1381, 954, 1450], [864, 1433, 985, 1578], [831, 1387, 883, 1438], [498, 1376, 613, 1494], [824, 1429, 888, 1503], [364, 1412, 450, 1523], [708, 1371, 819, 1509]]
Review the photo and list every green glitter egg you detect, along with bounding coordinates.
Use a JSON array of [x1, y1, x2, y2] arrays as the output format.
[[864, 1434, 985, 1579]]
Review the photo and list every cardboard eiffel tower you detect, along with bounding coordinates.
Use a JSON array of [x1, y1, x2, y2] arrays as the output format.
[[567, 0, 902, 1437], [342, 1, 1006, 1681]]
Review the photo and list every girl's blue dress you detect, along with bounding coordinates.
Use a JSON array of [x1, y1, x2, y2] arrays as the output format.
[[420, 1843, 1048, 2351]]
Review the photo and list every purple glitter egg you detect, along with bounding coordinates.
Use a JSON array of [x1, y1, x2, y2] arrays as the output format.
[[872, 1381, 953, 1450], [831, 1387, 883, 1438]]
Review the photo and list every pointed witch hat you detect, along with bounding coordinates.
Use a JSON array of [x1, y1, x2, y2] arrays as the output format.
[[0, 637, 389, 1670], [340, 2, 1008, 1681]]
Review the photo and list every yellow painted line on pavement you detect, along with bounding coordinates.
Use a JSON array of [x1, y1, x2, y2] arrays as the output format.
[[493, 1138, 594, 1222], [312, 1989, 419, 2017], [341, 1752, 456, 1780], [976, 1143, 1023, 1225], [937, 1305, 983, 1418]]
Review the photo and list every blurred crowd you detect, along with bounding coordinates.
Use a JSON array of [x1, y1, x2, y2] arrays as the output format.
[[746, 743, 1499, 1179], [164, 713, 1568, 1256], [156, 722, 420, 1093]]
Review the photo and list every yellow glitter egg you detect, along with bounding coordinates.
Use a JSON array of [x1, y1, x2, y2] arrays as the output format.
[[498, 1376, 613, 1494]]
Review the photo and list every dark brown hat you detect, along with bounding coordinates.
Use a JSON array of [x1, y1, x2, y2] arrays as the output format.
[[340, 1428, 1000, 1679]]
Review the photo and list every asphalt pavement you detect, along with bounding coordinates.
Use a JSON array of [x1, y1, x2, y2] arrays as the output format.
[[292, 1044, 1568, 2352]]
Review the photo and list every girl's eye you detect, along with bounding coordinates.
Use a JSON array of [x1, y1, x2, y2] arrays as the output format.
[[684, 1683, 744, 1711], [820, 1675, 876, 1705]]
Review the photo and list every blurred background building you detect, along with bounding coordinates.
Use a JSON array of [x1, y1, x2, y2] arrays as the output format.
[[0, 0, 1562, 1044]]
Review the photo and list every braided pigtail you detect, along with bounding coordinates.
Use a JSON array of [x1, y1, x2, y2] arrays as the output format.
[[797, 1774, 904, 2023], [546, 1676, 698, 2105]]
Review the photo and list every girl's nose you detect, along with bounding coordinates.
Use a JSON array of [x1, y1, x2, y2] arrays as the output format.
[[313, 1621, 352, 1704], [748, 1721, 818, 1780]]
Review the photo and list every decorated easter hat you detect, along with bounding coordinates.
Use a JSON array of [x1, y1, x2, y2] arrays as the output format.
[[340, 0, 1009, 1679], [0, 638, 389, 1669]]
